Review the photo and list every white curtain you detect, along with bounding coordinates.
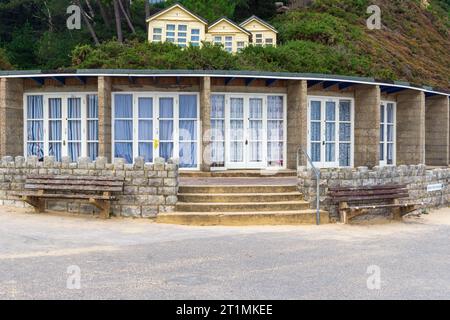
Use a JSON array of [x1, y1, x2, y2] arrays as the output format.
[[114, 94, 133, 163], [179, 95, 198, 168], [87, 95, 99, 161], [138, 97, 153, 163], [267, 96, 284, 166], [159, 98, 174, 161], [211, 95, 225, 166], [48, 98, 62, 161], [27, 95, 44, 160], [68, 98, 82, 162]]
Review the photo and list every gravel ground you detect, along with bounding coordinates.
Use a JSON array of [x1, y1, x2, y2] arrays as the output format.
[[0, 206, 449, 300]]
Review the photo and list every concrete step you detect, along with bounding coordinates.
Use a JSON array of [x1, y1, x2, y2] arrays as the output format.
[[176, 201, 310, 212], [178, 192, 302, 203], [156, 210, 329, 226], [178, 185, 299, 194], [180, 170, 297, 178]]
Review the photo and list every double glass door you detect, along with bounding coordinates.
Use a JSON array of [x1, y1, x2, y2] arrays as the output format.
[[308, 98, 353, 168], [113, 93, 199, 168], [222, 95, 285, 169], [26, 94, 99, 162]]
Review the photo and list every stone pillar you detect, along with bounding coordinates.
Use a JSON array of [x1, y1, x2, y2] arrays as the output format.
[[397, 90, 426, 165], [287, 80, 307, 169], [353, 84, 380, 168], [0, 78, 24, 157], [98, 76, 112, 162], [200, 76, 211, 171], [425, 95, 449, 166]]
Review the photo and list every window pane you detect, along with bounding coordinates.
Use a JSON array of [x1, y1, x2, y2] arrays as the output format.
[[139, 143, 153, 163], [211, 120, 224, 140], [192, 29, 200, 35], [339, 101, 351, 121], [139, 120, 153, 140], [49, 98, 62, 118], [339, 123, 351, 141], [115, 142, 133, 164], [387, 103, 394, 123], [387, 143, 394, 164], [138, 98, 153, 118], [49, 142, 62, 162], [68, 142, 81, 162], [311, 143, 321, 162], [28, 120, 43, 141], [310, 101, 321, 121], [88, 120, 98, 140], [211, 95, 225, 118], [88, 142, 98, 161], [326, 102, 336, 121], [178, 25, 187, 31], [311, 122, 321, 141], [159, 98, 173, 118], [68, 98, 81, 118], [115, 94, 133, 118], [380, 143, 384, 161], [230, 98, 243, 118], [87, 95, 98, 118], [268, 96, 283, 119], [68, 120, 81, 140], [179, 95, 197, 118], [326, 123, 335, 141], [27, 96, 43, 119], [339, 143, 350, 166], [49, 120, 62, 140], [387, 124, 394, 142], [268, 120, 283, 141], [180, 142, 197, 168], [326, 143, 335, 161], [159, 120, 173, 140], [180, 120, 197, 141], [115, 120, 133, 140], [160, 142, 174, 161], [249, 99, 263, 119]]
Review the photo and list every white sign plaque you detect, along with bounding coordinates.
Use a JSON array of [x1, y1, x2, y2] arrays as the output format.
[[427, 183, 443, 192]]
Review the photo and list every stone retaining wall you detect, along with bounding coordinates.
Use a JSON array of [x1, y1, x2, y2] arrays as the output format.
[[0, 155, 179, 218], [298, 165, 450, 222]]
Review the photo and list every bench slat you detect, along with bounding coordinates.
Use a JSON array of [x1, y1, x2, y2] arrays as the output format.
[[24, 184, 123, 192], [331, 193, 409, 202], [15, 193, 115, 200], [26, 179, 124, 187], [328, 184, 406, 192], [27, 175, 123, 182], [349, 202, 423, 210], [329, 189, 407, 197]]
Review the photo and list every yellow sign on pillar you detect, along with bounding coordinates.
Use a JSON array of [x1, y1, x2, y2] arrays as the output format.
[[153, 139, 159, 150]]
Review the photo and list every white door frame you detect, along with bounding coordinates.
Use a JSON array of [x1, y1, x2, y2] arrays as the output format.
[[217, 93, 287, 170], [23, 92, 96, 160], [112, 92, 200, 170], [307, 96, 355, 168], [379, 100, 397, 166]]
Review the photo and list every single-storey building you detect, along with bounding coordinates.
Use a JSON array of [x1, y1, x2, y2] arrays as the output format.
[[1, 69, 449, 171], [0, 70, 449, 222]]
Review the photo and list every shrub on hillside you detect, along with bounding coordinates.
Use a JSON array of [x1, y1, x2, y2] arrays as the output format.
[[0, 48, 13, 70]]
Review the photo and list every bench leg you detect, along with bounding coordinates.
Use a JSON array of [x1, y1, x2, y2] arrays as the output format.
[[89, 198, 111, 219], [339, 202, 349, 224], [22, 196, 45, 213]]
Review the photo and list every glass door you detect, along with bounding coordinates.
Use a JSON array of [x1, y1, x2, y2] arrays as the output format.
[[67, 97, 82, 162], [380, 101, 396, 166], [308, 98, 353, 168], [247, 98, 264, 168], [48, 97, 63, 161], [227, 97, 245, 168], [158, 97, 175, 161]]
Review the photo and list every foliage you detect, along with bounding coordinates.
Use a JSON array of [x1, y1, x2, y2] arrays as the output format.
[[0, 48, 13, 70], [164, 0, 241, 22], [5, 22, 39, 69], [233, 0, 277, 21]]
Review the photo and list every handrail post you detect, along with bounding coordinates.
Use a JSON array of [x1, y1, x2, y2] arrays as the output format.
[[297, 146, 321, 225]]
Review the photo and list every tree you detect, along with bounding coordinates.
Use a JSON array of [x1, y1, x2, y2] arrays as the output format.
[[0, 48, 13, 70], [233, 0, 277, 21], [5, 22, 39, 69], [165, 0, 240, 22]]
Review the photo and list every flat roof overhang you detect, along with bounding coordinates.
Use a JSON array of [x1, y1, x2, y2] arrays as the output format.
[[0, 69, 449, 98]]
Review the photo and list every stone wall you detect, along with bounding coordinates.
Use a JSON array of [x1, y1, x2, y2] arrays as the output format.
[[0, 156, 179, 218], [298, 165, 450, 222]]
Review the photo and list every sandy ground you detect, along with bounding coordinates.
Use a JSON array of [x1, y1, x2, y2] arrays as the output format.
[[0, 206, 449, 299]]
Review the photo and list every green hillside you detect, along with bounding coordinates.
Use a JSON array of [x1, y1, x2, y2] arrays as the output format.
[[1, 0, 449, 89]]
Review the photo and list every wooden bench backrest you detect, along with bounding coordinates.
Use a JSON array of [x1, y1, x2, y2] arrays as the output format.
[[24, 175, 125, 193], [328, 184, 409, 203]]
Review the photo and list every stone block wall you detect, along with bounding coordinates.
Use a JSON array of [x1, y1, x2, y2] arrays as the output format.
[[298, 165, 450, 222], [0, 156, 179, 218]]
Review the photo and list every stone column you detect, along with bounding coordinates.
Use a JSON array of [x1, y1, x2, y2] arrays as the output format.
[[425, 95, 449, 166], [397, 90, 426, 165], [353, 84, 381, 168], [0, 78, 24, 157], [286, 80, 307, 169], [98, 76, 112, 162], [200, 76, 211, 171]]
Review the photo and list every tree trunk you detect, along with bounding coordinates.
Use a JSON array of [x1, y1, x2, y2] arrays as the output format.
[[96, 0, 111, 28], [118, 0, 136, 34], [144, 0, 150, 19], [75, 0, 100, 45], [112, 0, 123, 43], [84, 0, 95, 19]]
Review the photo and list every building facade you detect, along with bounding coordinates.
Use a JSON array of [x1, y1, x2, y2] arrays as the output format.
[[0, 70, 449, 172], [147, 4, 278, 52]]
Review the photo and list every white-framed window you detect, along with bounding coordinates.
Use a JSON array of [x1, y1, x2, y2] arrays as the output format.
[[153, 28, 162, 42], [210, 95, 225, 168], [177, 24, 187, 47], [166, 24, 175, 43], [191, 28, 200, 46], [255, 34, 263, 46], [307, 97, 354, 168], [224, 36, 233, 52], [380, 101, 396, 166], [213, 36, 222, 45], [112, 92, 200, 169], [237, 41, 245, 52], [265, 38, 273, 47], [24, 93, 99, 162]]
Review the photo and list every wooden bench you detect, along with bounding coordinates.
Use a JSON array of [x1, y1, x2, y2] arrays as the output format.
[[14, 175, 125, 219], [328, 184, 423, 224]]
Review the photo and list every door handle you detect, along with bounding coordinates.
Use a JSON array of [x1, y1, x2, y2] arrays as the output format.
[[245, 140, 249, 145], [322, 141, 325, 146]]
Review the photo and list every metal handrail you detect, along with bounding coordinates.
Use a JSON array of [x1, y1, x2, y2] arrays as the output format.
[[297, 146, 321, 225]]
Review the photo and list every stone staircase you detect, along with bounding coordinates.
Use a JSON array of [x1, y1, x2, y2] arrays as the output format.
[[156, 183, 329, 226]]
